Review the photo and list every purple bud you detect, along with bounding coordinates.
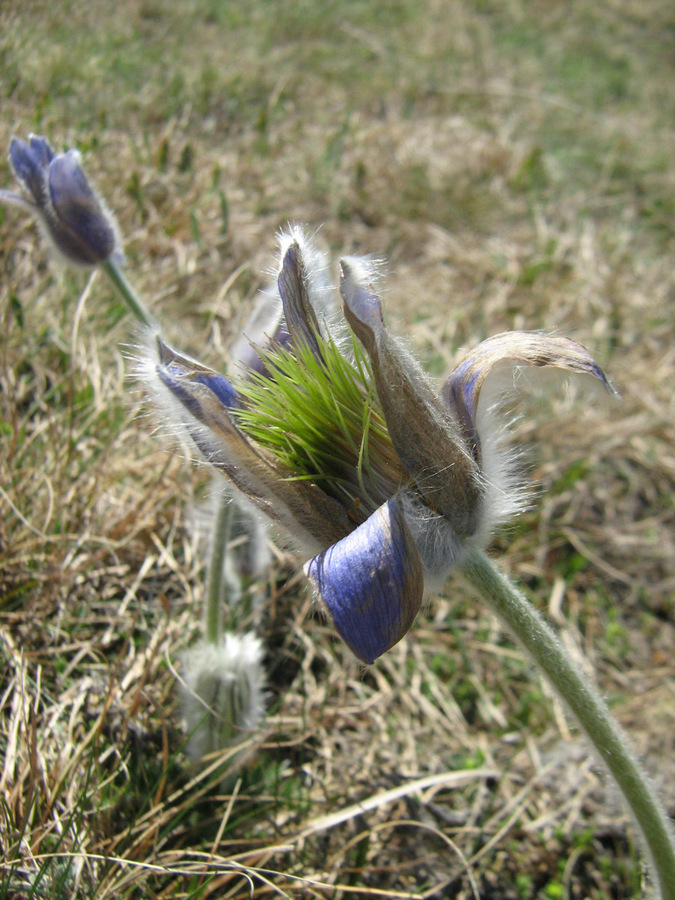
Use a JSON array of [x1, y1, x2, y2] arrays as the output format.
[[47, 150, 118, 265], [2, 134, 122, 268]]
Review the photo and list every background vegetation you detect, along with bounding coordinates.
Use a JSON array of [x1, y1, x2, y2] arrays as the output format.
[[1, 0, 673, 896]]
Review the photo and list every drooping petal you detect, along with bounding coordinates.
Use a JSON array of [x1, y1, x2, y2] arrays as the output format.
[[277, 242, 323, 360], [48, 149, 118, 265], [304, 498, 424, 665], [153, 336, 352, 556], [340, 261, 482, 538], [442, 331, 616, 462]]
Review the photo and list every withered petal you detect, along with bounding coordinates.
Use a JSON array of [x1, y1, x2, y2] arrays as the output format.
[[442, 331, 616, 462], [340, 261, 482, 538]]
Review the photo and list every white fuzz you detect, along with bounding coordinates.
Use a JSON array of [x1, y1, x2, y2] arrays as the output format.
[[469, 360, 591, 548], [471, 397, 529, 550], [180, 633, 266, 763], [340, 253, 385, 290], [400, 492, 466, 593], [276, 224, 337, 325]]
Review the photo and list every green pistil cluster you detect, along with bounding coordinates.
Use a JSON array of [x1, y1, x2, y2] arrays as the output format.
[[232, 332, 404, 521]]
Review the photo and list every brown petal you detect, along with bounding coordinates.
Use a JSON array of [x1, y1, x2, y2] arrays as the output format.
[[442, 331, 616, 463], [340, 262, 482, 538]]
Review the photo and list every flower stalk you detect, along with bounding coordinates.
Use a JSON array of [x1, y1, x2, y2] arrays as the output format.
[[100, 261, 231, 646], [460, 547, 675, 899], [204, 493, 234, 645], [101, 258, 153, 328]]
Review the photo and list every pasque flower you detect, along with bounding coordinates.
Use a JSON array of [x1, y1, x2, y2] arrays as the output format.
[[1, 134, 122, 267], [147, 226, 613, 665]]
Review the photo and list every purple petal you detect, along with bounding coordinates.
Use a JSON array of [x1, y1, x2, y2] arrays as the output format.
[[155, 336, 239, 415], [442, 332, 616, 462], [194, 372, 239, 409], [277, 242, 323, 360], [48, 150, 117, 265], [304, 498, 424, 664], [8, 136, 50, 207], [28, 135, 55, 166]]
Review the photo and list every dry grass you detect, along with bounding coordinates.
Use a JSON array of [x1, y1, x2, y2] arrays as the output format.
[[1, 0, 674, 897]]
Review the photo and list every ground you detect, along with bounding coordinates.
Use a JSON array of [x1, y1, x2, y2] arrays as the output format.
[[0, 1, 674, 897]]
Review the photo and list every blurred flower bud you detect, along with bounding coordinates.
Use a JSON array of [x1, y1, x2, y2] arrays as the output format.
[[1, 134, 123, 267], [180, 633, 266, 763]]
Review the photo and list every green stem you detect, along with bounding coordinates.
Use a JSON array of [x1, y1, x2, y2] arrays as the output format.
[[204, 496, 234, 645], [459, 547, 675, 900], [101, 258, 153, 327], [102, 258, 239, 648]]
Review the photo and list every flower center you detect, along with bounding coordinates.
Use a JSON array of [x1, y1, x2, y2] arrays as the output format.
[[232, 331, 405, 524]]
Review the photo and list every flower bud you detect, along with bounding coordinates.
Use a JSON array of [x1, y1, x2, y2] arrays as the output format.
[[1, 134, 122, 267]]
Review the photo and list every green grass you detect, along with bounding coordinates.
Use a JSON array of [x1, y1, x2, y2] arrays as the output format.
[[1, 0, 674, 896]]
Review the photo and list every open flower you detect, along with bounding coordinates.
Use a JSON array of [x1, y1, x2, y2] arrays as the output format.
[[1, 134, 122, 267], [146, 227, 613, 664]]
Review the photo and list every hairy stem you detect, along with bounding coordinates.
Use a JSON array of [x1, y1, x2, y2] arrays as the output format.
[[102, 258, 153, 327], [101, 259, 239, 649], [459, 547, 675, 899], [204, 496, 234, 645]]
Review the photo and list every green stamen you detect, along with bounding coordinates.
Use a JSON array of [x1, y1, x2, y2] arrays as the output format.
[[232, 331, 404, 519]]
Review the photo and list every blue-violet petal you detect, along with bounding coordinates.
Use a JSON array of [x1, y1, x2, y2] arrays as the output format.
[[304, 498, 424, 664], [9, 137, 50, 207]]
